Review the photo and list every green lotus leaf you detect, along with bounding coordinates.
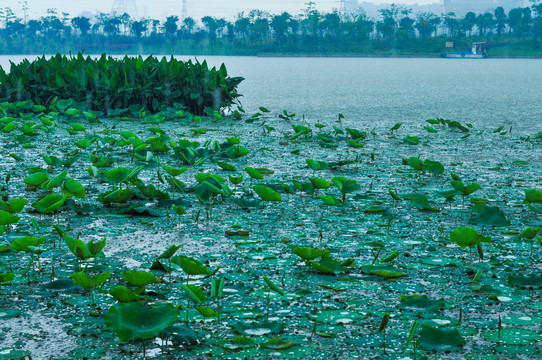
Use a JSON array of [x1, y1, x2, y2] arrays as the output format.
[[11, 236, 45, 252], [63, 178, 86, 199], [469, 206, 510, 226], [109, 286, 140, 302], [263, 276, 285, 296], [418, 325, 465, 352], [292, 247, 328, 261], [0, 211, 20, 226], [44, 170, 67, 191], [525, 189, 542, 204], [219, 336, 256, 350], [24, 172, 49, 188], [162, 325, 198, 344], [361, 265, 406, 278], [171, 255, 211, 276], [105, 302, 179, 342], [482, 328, 542, 345], [121, 271, 160, 287], [157, 244, 182, 260], [509, 272, 542, 289], [245, 167, 264, 180], [32, 193, 67, 214], [180, 284, 206, 304], [399, 294, 445, 312], [450, 227, 491, 248], [253, 185, 282, 202], [232, 321, 284, 336], [106, 167, 131, 185], [309, 178, 331, 189], [306, 159, 329, 171], [71, 271, 110, 289]]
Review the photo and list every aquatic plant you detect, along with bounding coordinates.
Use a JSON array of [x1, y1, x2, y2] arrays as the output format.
[[0, 53, 244, 115]]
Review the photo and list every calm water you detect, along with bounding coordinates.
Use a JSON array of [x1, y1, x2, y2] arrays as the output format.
[[1, 55, 541, 132]]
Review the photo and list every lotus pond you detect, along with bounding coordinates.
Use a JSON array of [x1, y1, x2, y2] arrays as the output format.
[[0, 100, 542, 359]]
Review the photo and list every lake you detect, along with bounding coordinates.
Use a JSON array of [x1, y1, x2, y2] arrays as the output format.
[[1, 55, 541, 133]]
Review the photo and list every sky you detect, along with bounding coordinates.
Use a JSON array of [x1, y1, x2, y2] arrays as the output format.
[[1, 0, 440, 21]]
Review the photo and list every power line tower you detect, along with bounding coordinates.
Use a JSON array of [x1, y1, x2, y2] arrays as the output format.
[[111, 0, 139, 19], [339, 0, 346, 16], [181, 0, 188, 20]]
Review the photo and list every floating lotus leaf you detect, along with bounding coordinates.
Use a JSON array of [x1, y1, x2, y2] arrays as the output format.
[[418, 325, 465, 352], [482, 328, 542, 345], [509, 272, 542, 289], [105, 302, 179, 342], [399, 294, 445, 312], [232, 321, 284, 336], [469, 206, 510, 226], [361, 265, 406, 278], [163, 325, 198, 344], [219, 336, 256, 350]]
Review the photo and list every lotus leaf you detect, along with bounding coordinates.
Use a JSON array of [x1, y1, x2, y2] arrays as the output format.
[[121, 271, 160, 287], [104, 302, 179, 342], [253, 185, 282, 202], [399, 295, 445, 312], [418, 325, 465, 352], [469, 206, 510, 226], [450, 227, 490, 248]]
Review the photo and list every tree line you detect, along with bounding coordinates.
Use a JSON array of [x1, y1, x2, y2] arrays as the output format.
[[1, 1, 541, 55]]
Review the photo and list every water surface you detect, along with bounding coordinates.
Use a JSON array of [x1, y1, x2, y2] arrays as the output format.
[[1, 55, 540, 132]]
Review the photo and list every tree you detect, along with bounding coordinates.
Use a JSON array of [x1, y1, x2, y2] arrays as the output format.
[[164, 16, 178, 37], [183, 17, 195, 35], [476, 12, 495, 36], [202, 16, 218, 43], [494, 7, 506, 35], [508, 8, 523, 34], [271, 12, 291, 42], [234, 14, 250, 39], [131, 20, 147, 38], [71, 16, 91, 36], [462, 11, 476, 36], [443, 12, 460, 37]]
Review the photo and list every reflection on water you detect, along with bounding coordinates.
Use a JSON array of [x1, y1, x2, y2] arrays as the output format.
[[1, 55, 540, 133]]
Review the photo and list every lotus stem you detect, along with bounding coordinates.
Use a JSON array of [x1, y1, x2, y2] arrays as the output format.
[[266, 290, 270, 322]]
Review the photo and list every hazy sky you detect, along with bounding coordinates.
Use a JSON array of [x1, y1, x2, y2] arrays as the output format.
[[2, 0, 439, 20]]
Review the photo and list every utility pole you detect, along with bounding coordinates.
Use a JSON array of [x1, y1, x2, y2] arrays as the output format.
[[181, 0, 188, 20]]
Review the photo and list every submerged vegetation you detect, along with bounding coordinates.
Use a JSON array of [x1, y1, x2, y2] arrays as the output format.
[[0, 53, 244, 115], [0, 63, 542, 357]]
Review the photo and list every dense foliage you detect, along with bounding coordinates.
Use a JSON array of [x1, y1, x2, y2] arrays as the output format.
[[0, 3, 542, 55], [0, 53, 244, 115]]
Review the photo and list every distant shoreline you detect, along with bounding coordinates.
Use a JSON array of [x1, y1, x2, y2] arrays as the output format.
[[256, 53, 542, 59], [1, 53, 542, 61]]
